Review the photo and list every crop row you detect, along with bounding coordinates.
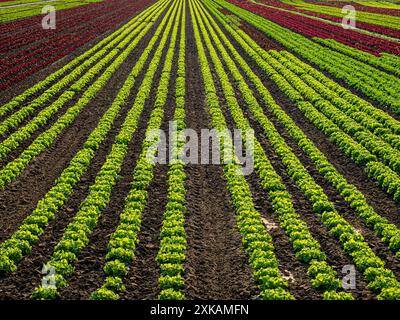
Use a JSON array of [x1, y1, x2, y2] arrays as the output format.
[[0, 1, 99, 23], [271, 51, 400, 134], [238, 47, 400, 181], [312, 38, 400, 77], [0, 0, 107, 35], [201, 0, 400, 299], [0, 0, 163, 136], [277, 0, 400, 30], [228, 0, 399, 56], [0, 0, 165, 119], [303, 0, 400, 16], [0, 0, 172, 275], [226, 43, 400, 178], [272, 0, 400, 38], [0, 0, 142, 50], [212, 3, 400, 200], [247, 48, 400, 147], [155, 1, 188, 301], [298, 8, 400, 39], [379, 53, 400, 69]]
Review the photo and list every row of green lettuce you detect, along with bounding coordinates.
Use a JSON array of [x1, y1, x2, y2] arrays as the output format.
[[190, 0, 296, 300], [30, 0, 181, 299]]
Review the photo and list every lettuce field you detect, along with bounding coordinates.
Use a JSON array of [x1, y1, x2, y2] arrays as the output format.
[[0, 0, 400, 301]]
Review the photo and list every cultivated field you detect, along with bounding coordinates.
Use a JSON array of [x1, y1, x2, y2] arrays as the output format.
[[0, 0, 399, 300]]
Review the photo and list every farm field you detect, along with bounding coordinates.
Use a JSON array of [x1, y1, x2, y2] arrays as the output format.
[[0, 0, 102, 23], [0, 0, 399, 302]]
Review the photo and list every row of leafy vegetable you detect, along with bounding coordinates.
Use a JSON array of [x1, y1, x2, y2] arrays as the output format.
[[194, 0, 356, 299], [0, 0, 166, 119], [156, 0, 188, 300]]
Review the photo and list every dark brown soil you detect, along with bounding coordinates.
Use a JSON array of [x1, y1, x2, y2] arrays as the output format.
[[239, 22, 285, 51], [247, 171, 323, 299], [183, 5, 258, 300], [120, 164, 169, 300]]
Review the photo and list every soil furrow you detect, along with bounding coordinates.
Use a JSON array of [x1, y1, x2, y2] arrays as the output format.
[[183, 4, 257, 299], [120, 163, 169, 300]]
